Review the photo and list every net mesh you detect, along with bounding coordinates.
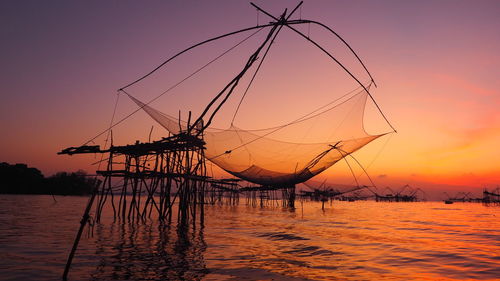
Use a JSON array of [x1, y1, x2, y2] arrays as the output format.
[[128, 85, 384, 186]]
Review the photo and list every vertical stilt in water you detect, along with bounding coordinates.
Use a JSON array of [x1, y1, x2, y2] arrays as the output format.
[[62, 183, 100, 280], [282, 185, 296, 209]]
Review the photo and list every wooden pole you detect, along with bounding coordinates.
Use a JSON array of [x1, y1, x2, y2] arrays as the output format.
[[62, 182, 100, 280]]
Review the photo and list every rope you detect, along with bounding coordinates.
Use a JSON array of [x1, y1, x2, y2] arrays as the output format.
[[347, 153, 376, 188], [77, 91, 121, 243], [365, 132, 393, 171], [80, 28, 263, 147], [83, 16, 395, 146], [121, 82, 365, 134], [119, 23, 281, 90], [283, 23, 396, 133], [337, 149, 359, 187], [247, 7, 394, 132], [304, 20, 377, 87], [208, 101, 365, 161], [193, 5, 304, 134], [192, 21, 282, 134], [344, 133, 393, 187], [231, 13, 286, 125], [96, 92, 120, 171], [336, 146, 378, 191], [205, 83, 371, 161]]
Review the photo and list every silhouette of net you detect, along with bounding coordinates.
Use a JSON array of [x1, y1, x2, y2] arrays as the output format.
[[128, 85, 384, 186]]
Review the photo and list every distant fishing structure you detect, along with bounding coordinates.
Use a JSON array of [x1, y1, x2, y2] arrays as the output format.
[[374, 184, 426, 202], [443, 188, 500, 204], [59, 2, 396, 279], [299, 184, 427, 208], [483, 188, 500, 205]]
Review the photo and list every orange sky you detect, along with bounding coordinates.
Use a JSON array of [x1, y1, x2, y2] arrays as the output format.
[[1, 0, 499, 195]]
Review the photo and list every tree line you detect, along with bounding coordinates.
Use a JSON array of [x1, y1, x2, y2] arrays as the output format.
[[0, 162, 97, 195]]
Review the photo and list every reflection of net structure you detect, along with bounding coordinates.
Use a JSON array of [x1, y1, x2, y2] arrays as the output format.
[[129, 85, 383, 186]]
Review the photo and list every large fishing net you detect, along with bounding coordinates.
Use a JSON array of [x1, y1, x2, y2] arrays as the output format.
[[110, 8, 395, 187], [128, 83, 384, 186]]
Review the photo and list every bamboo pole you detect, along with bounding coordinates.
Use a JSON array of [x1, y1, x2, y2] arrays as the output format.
[[62, 182, 100, 280]]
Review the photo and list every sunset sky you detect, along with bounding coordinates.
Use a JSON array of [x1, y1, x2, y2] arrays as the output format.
[[1, 0, 499, 195]]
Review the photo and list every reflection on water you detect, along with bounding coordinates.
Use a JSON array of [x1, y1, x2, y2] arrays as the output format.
[[90, 221, 207, 280], [0, 194, 499, 281]]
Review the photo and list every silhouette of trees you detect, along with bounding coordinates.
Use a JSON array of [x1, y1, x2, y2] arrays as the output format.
[[45, 170, 97, 195], [0, 162, 96, 195]]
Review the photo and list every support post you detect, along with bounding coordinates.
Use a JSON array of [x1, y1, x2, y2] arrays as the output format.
[[63, 182, 100, 280]]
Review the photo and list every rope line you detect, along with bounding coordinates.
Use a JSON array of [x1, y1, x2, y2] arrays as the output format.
[[80, 28, 263, 147], [231, 9, 291, 125], [120, 23, 280, 90], [283, 23, 396, 133], [96, 92, 120, 172], [247, 6, 395, 132], [336, 146, 378, 192], [132, 81, 366, 134], [205, 83, 373, 161]]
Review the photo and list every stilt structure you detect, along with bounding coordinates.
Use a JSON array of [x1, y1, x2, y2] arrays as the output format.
[[483, 188, 500, 205], [299, 185, 370, 208], [60, 132, 208, 225], [374, 185, 426, 202], [206, 178, 240, 205], [239, 185, 296, 208]]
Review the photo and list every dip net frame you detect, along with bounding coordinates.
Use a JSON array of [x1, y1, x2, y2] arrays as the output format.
[[59, 2, 395, 279]]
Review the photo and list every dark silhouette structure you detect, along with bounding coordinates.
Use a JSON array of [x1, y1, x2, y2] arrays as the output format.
[[58, 2, 395, 279]]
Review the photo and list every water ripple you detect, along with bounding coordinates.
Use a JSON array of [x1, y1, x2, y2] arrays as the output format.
[[0, 195, 499, 280]]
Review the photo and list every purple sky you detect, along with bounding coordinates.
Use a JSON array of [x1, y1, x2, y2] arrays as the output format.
[[1, 0, 499, 193]]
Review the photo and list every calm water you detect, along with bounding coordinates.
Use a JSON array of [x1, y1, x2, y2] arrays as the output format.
[[0, 195, 498, 281]]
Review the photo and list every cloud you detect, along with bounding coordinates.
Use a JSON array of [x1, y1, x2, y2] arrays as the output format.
[[427, 73, 500, 114], [442, 111, 500, 150], [434, 73, 498, 97], [424, 74, 500, 154], [378, 174, 387, 178]]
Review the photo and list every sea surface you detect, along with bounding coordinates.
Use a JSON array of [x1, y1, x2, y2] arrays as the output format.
[[0, 194, 498, 281]]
